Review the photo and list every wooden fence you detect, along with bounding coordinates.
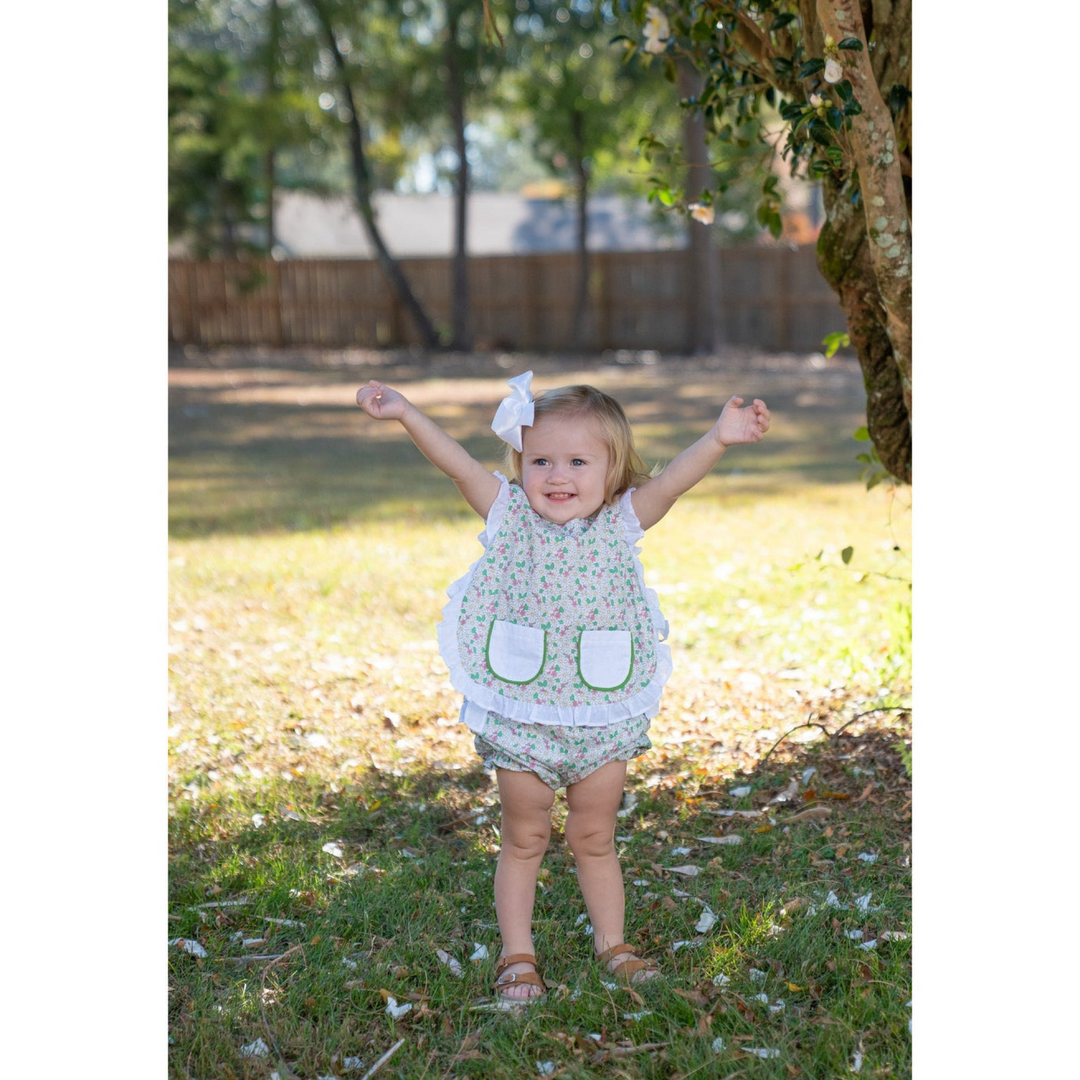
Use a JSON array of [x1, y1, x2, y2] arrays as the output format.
[[168, 246, 845, 354]]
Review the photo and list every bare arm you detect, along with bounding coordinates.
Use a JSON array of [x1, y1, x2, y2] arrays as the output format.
[[631, 395, 770, 531], [356, 381, 501, 518]]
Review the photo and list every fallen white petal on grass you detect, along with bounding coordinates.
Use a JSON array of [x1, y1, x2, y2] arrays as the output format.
[[745, 1047, 781, 1059], [749, 968, 767, 983], [770, 778, 799, 803], [697, 835, 743, 845], [282, 810, 302, 822], [436, 949, 464, 977], [469, 943, 490, 962], [342, 957, 358, 969], [857, 853, 877, 863], [537, 1063, 556, 1077], [846, 930, 864, 940], [712, 973, 731, 986], [729, 786, 752, 798], [169, 938, 207, 957], [671, 846, 693, 856], [801, 767, 817, 785], [322, 842, 345, 858], [671, 939, 703, 952], [851, 1049, 864, 1073], [615, 834, 632, 842], [384, 997, 412, 1019], [341, 1058, 364, 1071], [770, 1001, 786, 1014], [880, 931, 908, 942], [252, 814, 266, 827], [753, 994, 770, 1004], [622, 1011, 653, 1021], [264, 917, 305, 928], [712, 1036, 727, 1053], [632, 879, 651, 886], [239, 1038, 270, 1058], [616, 793, 638, 818], [667, 865, 699, 877], [695, 907, 718, 934], [672, 888, 692, 898], [825, 891, 845, 909], [857, 939, 878, 951], [707, 808, 763, 818]]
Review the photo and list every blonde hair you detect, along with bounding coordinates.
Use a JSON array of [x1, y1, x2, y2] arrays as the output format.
[[502, 384, 652, 504]]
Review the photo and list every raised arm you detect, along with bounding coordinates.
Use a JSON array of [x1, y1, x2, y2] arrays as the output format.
[[630, 395, 770, 531], [356, 381, 501, 518]]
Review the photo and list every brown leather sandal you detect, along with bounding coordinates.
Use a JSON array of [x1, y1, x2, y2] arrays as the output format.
[[596, 943, 660, 984], [494, 953, 545, 1000]]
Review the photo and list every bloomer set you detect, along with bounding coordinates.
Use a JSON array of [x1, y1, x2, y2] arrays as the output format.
[[437, 471, 673, 788]]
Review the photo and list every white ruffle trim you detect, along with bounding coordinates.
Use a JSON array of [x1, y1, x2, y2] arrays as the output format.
[[437, 477, 673, 729]]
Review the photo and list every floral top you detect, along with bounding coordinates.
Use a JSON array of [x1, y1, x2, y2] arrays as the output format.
[[437, 473, 672, 729]]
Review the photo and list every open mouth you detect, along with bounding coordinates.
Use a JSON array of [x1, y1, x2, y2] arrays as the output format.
[[545, 492, 576, 502]]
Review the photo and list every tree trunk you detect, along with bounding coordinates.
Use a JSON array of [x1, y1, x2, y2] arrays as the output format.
[[569, 108, 590, 350], [812, 0, 911, 482], [817, 176, 910, 481], [446, 4, 472, 351], [306, 0, 440, 349], [678, 65, 718, 355]]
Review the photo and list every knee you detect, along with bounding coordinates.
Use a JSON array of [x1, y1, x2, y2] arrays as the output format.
[[565, 814, 615, 861], [502, 820, 551, 863]]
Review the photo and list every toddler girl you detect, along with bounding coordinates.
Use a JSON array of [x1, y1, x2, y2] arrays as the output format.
[[356, 371, 769, 1000]]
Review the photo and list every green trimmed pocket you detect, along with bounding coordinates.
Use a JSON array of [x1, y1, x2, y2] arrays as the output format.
[[486, 619, 546, 685]]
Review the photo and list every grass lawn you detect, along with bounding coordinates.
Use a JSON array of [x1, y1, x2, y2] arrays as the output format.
[[169, 349, 911, 1080]]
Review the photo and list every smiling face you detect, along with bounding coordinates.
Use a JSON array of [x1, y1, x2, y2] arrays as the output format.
[[520, 411, 611, 524]]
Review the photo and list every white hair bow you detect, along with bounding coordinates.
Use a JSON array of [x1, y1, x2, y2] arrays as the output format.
[[490, 370, 535, 452]]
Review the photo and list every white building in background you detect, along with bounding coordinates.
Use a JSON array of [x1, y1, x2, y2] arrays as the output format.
[[266, 189, 684, 259]]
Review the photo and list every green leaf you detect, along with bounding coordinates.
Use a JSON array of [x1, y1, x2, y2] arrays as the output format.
[[843, 99, 863, 116], [808, 160, 832, 177], [772, 56, 794, 76], [767, 211, 783, 239], [798, 58, 825, 79], [841, 546, 854, 565], [825, 106, 844, 131], [771, 13, 798, 31], [779, 101, 804, 121], [808, 117, 832, 146], [889, 84, 912, 114], [834, 79, 854, 103], [853, 426, 870, 441], [824, 145, 844, 166], [657, 188, 675, 206], [837, 37, 863, 50], [822, 331, 850, 357]]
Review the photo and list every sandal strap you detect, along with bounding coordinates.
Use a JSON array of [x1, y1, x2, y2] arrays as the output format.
[[596, 943, 636, 964], [494, 969, 545, 990], [495, 953, 538, 976]]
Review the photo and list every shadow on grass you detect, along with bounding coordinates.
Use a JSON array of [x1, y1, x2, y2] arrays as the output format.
[[168, 715, 910, 1077]]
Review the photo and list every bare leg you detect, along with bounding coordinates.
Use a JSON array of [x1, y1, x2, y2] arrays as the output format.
[[493, 768, 555, 999], [565, 759, 660, 982]]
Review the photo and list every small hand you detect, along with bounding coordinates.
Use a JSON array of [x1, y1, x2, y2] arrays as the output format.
[[714, 395, 771, 447], [356, 380, 408, 420]]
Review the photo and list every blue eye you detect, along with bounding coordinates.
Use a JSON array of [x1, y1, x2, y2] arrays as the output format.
[[533, 458, 548, 466], [572, 459, 586, 466]]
